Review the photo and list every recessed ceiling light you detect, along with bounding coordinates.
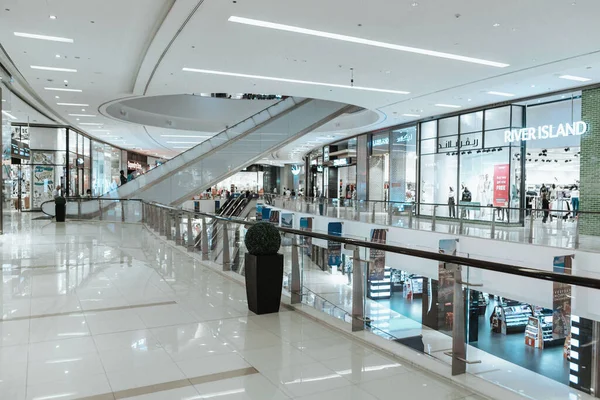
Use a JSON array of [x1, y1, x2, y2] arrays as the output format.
[[55, 96, 60, 99], [160, 135, 211, 138], [44, 87, 82, 92], [182, 68, 410, 95], [228, 16, 509, 68], [79, 122, 103, 126], [467, 98, 472, 102], [49, 15, 57, 20], [530, 84, 535, 88], [14, 32, 73, 43], [411, 2, 418, 6], [57, 103, 89, 106], [31, 65, 77, 72], [2, 110, 17, 120], [76, 118, 80, 121], [1, 99, 5, 102], [68, 114, 96, 117], [55, 54, 61, 58], [487, 91, 515, 97], [435, 103, 461, 108], [402, 113, 421, 117], [559, 75, 591, 82], [64, 80, 68, 84], [493, 23, 500, 27]]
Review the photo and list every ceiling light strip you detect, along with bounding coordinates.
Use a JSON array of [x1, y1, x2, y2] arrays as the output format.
[[32, 66, 77, 72], [435, 103, 461, 108], [228, 16, 509, 68], [2, 110, 18, 120], [57, 103, 89, 106], [44, 87, 82, 92], [559, 75, 591, 82], [182, 68, 409, 94], [160, 135, 211, 138], [14, 32, 74, 43], [68, 114, 96, 117], [487, 91, 515, 97]]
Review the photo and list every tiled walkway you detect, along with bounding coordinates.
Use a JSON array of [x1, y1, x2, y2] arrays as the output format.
[[0, 214, 483, 400]]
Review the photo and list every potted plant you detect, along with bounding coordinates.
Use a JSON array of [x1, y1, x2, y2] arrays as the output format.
[[244, 222, 283, 314]]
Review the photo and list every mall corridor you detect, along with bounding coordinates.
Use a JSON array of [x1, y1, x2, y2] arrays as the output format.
[[0, 214, 484, 400]]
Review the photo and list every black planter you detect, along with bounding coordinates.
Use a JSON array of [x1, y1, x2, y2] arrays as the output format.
[[244, 253, 284, 315]]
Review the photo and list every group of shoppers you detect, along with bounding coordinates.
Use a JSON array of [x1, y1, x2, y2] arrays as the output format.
[[541, 184, 580, 223]]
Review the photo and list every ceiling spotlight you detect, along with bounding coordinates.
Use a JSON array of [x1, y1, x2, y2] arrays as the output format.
[[555, 160, 558, 162], [55, 54, 60, 58], [55, 96, 59, 99], [565, 147, 570, 152], [64, 80, 68, 84], [476, 150, 481, 153], [411, 1, 419, 6], [497, 148, 503, 151], [531, 84, 535, 88], [493, 23, 500, 27], [49, 15, 57, 20], [527, 153, 531, 156]]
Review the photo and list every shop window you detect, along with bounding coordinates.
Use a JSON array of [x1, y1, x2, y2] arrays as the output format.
[[421, 138, 437, 155], [460, 111, 483, 133], [390, 126, 417, 205], [420, 153, 458, 216], [439, 116, 458, 137], [511, 106, 524, 128], [421, 121, 437, 140], [484, 106, 511, 130]]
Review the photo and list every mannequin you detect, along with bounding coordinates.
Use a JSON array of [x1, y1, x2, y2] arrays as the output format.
[[448, 187, 456, 218]]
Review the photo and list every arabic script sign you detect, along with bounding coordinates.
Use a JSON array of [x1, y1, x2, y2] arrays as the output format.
[[437, 133, 482, 153]]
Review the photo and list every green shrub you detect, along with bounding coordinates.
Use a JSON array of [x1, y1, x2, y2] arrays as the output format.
[[244, 222, 281, 255]]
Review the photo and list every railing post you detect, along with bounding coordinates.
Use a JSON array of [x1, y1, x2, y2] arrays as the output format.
[[491, 210, 496, 239], [77, 198, 81, 219], [141, 202, 145, 223], [166, 211, 173, 240], [528, 212, 534, 244], [160, 208, 167, 236], [408, 208, 413, 229], [175, 211, 182, 245], [187, 214, 194, 251], [121, 201, 125, 222], [432, 205, 437, 231], [387, 202, 393, 226], [352, 247, 364, 332], [291, 235, 301, 304], [451, 263, 467, 376], [356, 202, 361, 221], [371, 203, 376, 223], [201, 217, 209, 260], [99, 199, 103, 220], [222, 221, 230, 271], [459, 207, 464, 235], [575, 218, 581, 249]]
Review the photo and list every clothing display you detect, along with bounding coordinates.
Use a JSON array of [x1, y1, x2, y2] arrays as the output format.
[[448, 187, 456, 218]]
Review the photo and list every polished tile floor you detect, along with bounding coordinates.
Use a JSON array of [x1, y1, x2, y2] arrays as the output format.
[[0, 213, 482, 400]]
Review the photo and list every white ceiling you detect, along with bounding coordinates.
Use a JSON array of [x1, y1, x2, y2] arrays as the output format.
[[1, 0, 600, 162]]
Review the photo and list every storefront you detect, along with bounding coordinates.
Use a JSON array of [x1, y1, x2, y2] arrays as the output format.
[[127, 152, 148, 178], [92, 141, 122, 195], [324, 138, 357, 200]]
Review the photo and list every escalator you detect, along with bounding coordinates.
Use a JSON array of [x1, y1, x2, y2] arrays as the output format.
[[107, 97, 354, 205]]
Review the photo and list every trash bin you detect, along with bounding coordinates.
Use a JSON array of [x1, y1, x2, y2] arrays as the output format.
[[55, 196, 66, 222]]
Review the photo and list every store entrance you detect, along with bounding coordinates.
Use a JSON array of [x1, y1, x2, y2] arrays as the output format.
[[523, 147, 580, 220]]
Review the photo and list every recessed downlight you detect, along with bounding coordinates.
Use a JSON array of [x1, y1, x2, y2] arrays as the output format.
[[487, 91, 515, 97], [559, 75, 591, 82], [228, 16, 509, 68], [182, 68, 410, 95], [14, 32, 73, 43], [435, 103, 461, 108], [31, 65, 77, 72], [49, 15, 57, 20]]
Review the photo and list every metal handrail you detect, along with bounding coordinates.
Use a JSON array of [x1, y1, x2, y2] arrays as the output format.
[[147, 201, 600, 290], [43, 197, 600, 290]]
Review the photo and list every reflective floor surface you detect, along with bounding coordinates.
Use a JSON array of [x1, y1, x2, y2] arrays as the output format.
[[0, 213, 483, 400]]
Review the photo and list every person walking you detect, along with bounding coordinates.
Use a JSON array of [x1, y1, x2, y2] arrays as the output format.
[[571, 185, 580, 218], [542, 193, 551, 223], [119, 170, 127, 186], [448, 186, 456, 218]]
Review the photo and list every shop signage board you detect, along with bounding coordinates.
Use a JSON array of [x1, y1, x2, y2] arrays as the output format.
[[255, 204, 263, 221], [552, 255, 573, 340], [327, 222, 342, 267], [323, 146, 330, 162], [127, 161, 143, 170], [269, 210, 280, 225], [261, 207, 271, 221], [437, 133, 482, 153], [281, 213, 293, 228], [504, 121, 587, 143], [493, 164, 510, 207], [333, 158, 349, 167], [32, 165, 54, 208], [291, 165, 301, 176], [372, 137, 389, 147], [368, 229, 387, 281]]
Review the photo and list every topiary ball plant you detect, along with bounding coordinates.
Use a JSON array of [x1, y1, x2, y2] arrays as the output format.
[[245, 222, 281, 256]]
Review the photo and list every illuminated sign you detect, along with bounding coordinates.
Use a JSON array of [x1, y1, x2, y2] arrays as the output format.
[[333, 158, 349, 167], [504, 121, 587, 143], [291, 165, 301, 175], [372, 137, 389, 147], [323, 146, 330, 162], [128, 161, 143, 170]]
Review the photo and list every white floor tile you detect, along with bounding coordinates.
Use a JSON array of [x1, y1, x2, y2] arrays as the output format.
[[194, 374, 290, 400], [320, 352, 409, 383], [291, 336, 372, 362], [106, 361, 186, 392], [294, 385, 379, 400], [30, 295, 81, 316], [25, 373, 111, 400], [358, 371, 472, 400], [29, 314, 90, 343], [27, 351, 105, 385], [176, 353, 251, 378], [93, 329, 161, 352], [84, 309, 146, 335], [223, 329, 284, 351], [134, 304, 197, 328], [99, 345, 173, 372], [261, 362, 351, 398], [127, 386, 202, 399], [240, 344, 316, 372], [0, 320, 30, 347], [28, 337, 97, 363]]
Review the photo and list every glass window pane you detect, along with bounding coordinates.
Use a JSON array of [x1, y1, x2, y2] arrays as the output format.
[[83, 137, 90, 157], [419, 153, 458, 216], [460, 111, 483, 133], [511, 106, 524, 128], [371, 133, 389, 155], [421, 138, 437, 154], [77, 133, 84, 155], [420, 121, 437, 140], [69, 131, 77, 153], [390, 126, 417, 205], [439, 116, 458, 137], [485, 106, 511, 130]]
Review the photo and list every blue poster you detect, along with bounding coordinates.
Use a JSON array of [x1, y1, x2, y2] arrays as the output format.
[[261, 207, 271, 221], [256, 204, 263, 221], [327, 222, 343, 266], [281, 213, 293, 228], [300, 217, 313, 256]]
